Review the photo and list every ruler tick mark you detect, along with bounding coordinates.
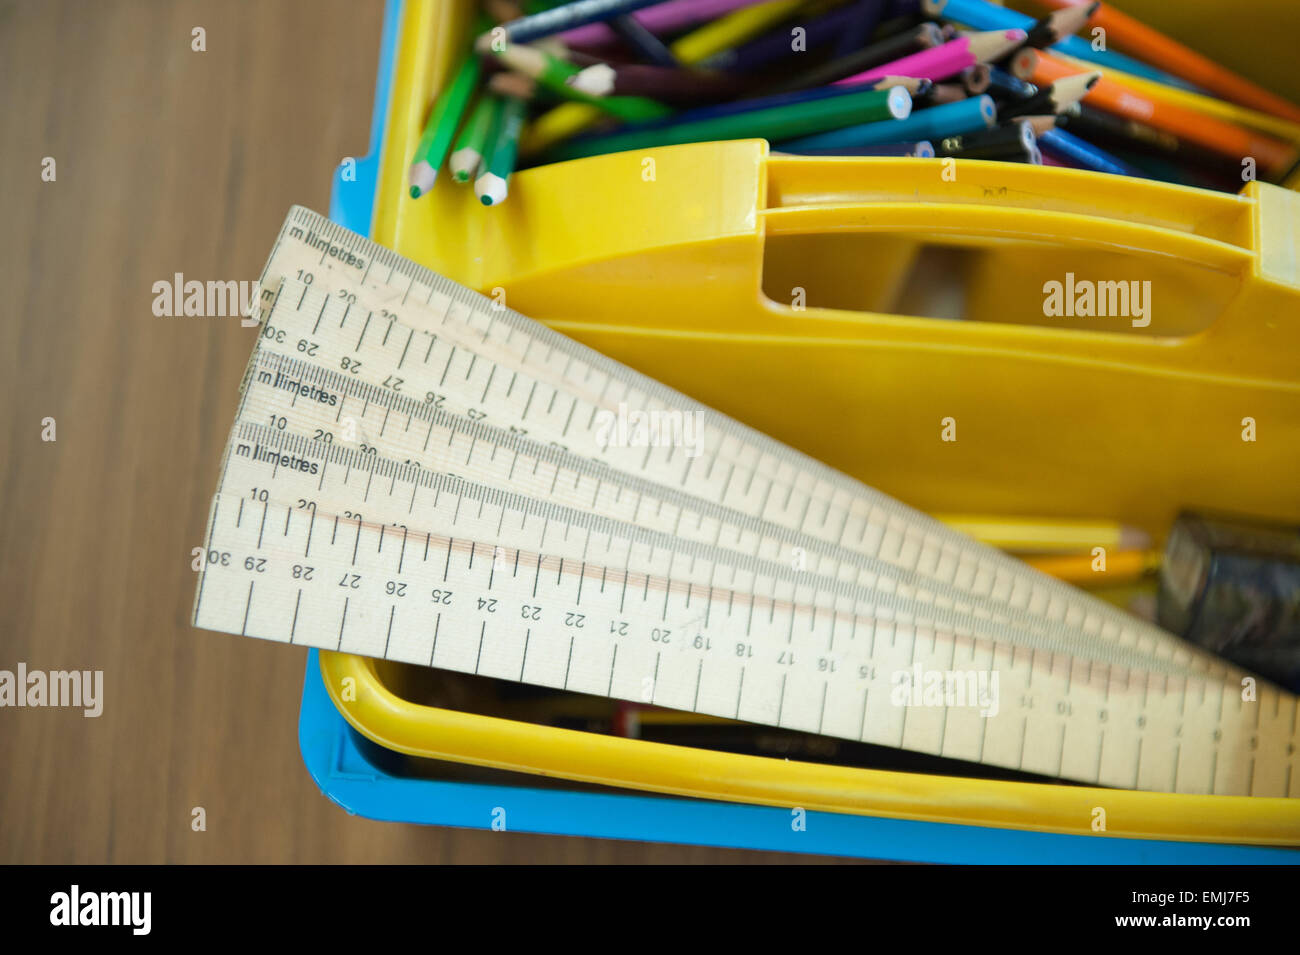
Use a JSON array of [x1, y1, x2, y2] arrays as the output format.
[[241, 581, 255, 637], [336, 597, 349, 650]]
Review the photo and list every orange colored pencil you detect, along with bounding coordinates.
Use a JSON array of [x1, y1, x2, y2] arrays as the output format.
[[1011, 48, 1296, 173], [1026, 0, 1300, 125]]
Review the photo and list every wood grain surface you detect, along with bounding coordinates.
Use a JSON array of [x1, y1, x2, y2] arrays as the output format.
[[0, 0, 868, 864]]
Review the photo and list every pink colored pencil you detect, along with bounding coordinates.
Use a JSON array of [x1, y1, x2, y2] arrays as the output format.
[[559, 0, 760, 48], [834, 29, 1027, 87]]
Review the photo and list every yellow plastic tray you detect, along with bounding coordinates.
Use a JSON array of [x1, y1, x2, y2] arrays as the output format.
[[321, 0, 1300, 845]]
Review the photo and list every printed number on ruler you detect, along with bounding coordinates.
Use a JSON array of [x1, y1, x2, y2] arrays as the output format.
[[191, 207, 1300, 797], [251, 212, 1211, 677], [196, 421, 1286, 795], [237, 349, 1192, 675]]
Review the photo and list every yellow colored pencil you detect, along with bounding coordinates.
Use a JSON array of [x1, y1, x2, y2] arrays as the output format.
[[668, 0, 805, 63], [1024, 549, 1161, 586], [935, 514, 1151, 552]]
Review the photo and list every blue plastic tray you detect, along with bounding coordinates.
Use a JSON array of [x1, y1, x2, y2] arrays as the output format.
[[297, 0, 1298, 863]]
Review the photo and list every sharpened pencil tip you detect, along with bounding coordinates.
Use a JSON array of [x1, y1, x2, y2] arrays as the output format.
[[408, 161, 437, 199], [475, 173, 508, 207]]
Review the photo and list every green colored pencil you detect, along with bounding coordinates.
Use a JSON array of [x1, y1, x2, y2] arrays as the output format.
[[492, 42, 671, 123], [450, 94, 504, 183], [409, 53, 483, 198], [548, 85, 913, 162], [475, 96, 528, 207]]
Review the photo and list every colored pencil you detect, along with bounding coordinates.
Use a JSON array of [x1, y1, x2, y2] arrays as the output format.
[[780, 93, 996, 150], [449, 93, 504, 183], [549, 84, 914, 161], [985, 66, 1038, 103], [772, 22, 944, 92], [835, 0, 888, 57], [959, 65, 991, 94], [1022, 0, 1098, 50], [1026, 0, 1300, 124], [936, 515, 1151, 552], [919, 82, 968, 106], [1037, 128, 1138, 175], [492, 42, 673, 121], [1058, 104, 1251, 180], [484, 0, 666, 46], [607, 13, 679, 67], [1025, 549, 1161, 587], [1049, 51, 1300, 145], [488, 70, 540, 99], [1097, 146, 1231, 190], [1012, 49, 1296, 174], [569, 62, 750, 104], [408, 53, 483, 198], [703, 2, 900, 74], [521, 1, 773, 155], [998, 70, 1098, 120], [777, 141, 937, 157], [558, 0, 760, 48], [919, 0, 1203, 93], [935, 118, 1037, 160], [833, 29, 1027, 87], [1022, 114, 1061, 136], [531, 37, 606, 67], [879, 76, 934, 97], [614, 76, 919, 133], [476, 96, 528, 205], [669, 0, 806, 63]]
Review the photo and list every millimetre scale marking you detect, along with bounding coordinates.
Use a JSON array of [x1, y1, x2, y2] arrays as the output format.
[[188, 207, 1300, 799]]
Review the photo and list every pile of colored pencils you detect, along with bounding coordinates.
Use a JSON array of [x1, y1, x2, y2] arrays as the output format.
[[409, 0, 1300, 205]]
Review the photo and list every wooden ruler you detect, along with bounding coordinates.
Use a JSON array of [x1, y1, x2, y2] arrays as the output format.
[[194, 207, 1300, 797]]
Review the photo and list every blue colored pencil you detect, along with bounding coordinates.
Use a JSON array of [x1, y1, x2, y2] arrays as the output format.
[[986, 67, 1038, 102], [608, 14, 679, 67], [1037, 128, 1141, 176], [487, 0, 664, 46], [779, 94, 996, 151]]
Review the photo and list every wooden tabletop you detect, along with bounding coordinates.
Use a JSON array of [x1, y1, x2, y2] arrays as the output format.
[[0, 0, 866, 864]]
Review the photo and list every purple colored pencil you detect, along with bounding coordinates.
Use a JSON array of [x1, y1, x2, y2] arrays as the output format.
[[559, 0, 761, 48], [834, 0, 887, 57]]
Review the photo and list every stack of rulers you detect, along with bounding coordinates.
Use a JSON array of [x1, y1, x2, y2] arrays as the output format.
[[193, 206, 1299, 803]]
